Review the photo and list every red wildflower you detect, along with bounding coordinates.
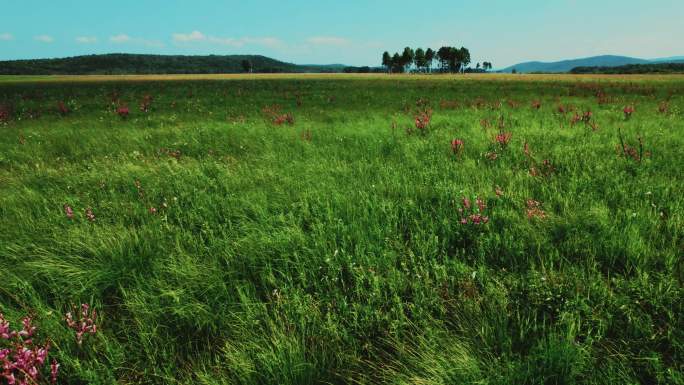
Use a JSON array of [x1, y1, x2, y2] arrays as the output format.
[[623, 105, 635, 119], [458, 195, 490, 225], [85, 208, 95, 222], [1, 313, 57, 385], [526, 199, 547, 220], [570, 112, 581, 125], [582, 110, 592, 124], [50, 359, 60, 384], [468, 214, 489, 225], [414, 109, 432, 131], [116, 105, 130, 119], [64, 204, 74, 219], [451, 139, 464, 156], [462, 196, 471, 210], [476, 197, 486, 212], [273, 113, 295, 125], [65, 303, 98, 345], [57, 101, 70, 116], [495, 132, 512, 147]]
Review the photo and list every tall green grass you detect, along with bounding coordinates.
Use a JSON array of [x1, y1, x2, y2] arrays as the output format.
[[1, 77, 683, 384]]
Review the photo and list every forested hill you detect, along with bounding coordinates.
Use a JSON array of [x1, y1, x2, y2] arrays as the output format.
[[570, 62, 684, 74], [0, 54, 347, 75]]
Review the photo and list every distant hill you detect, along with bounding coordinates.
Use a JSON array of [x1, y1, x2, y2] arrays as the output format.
[[651, 56, 684, 63], [570, 62, 684, 74], [0, 54, 348, 75], [499, 55, 652, 73]]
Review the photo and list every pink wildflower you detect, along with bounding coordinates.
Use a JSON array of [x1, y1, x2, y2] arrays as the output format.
[[64, 204, 74, 219]]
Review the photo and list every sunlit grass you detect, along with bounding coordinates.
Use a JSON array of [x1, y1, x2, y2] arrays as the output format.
[[1, 76, 683, 384]]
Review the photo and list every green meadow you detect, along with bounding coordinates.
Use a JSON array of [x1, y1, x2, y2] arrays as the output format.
[[1, 75, 683, 384]]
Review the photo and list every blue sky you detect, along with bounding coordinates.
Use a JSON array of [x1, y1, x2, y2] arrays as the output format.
[[1, 0, 683, 67]]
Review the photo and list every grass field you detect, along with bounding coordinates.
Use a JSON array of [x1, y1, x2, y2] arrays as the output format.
[[1, 74, 683, 384]]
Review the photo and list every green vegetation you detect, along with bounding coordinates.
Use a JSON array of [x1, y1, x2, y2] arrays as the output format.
[[571, 62, 684, 74], [381, 46, 486, 74], [0, 54, 347, 75], [1, 75, 683, 384]]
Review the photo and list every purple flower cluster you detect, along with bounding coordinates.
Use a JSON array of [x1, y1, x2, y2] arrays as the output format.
[[1, 314, 58, 385], [458, 196, 490, 225], [65, 304, 98, 345]]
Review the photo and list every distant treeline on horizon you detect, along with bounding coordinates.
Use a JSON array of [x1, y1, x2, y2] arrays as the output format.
[[0, 54, 348, 75], [570, 62, 684, 74], [1, 53, 683, 76]]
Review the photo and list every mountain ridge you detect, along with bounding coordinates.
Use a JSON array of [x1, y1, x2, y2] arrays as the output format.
[[500, 55, 684, 73], [0, 53, 349, 75]]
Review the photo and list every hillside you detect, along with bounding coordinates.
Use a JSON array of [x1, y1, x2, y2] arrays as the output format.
[[651, 56, 684, 63], [0, 54, 347, 75], [500, 55, 651, 73], [570, 62, 684, 74]]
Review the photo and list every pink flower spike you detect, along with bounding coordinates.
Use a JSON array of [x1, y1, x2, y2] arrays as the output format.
[[85, 208, 96, 222], [64, 204, 74, 219], [50, 359, 60, 384], [462, 197, 471, 210]]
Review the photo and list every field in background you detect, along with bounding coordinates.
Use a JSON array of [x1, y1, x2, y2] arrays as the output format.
[[1, 76, 683, 384]]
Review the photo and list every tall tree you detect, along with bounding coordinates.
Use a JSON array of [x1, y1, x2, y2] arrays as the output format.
[[414, 48, 426, 73], [401, 47, 415, 72], [425, 48, 435, 73], [382, 51, 391, 73], [447, 47, 460, 73], [437, 46, 452, 72], [458, 47, 471, 73], [391, 52, 403, 73]]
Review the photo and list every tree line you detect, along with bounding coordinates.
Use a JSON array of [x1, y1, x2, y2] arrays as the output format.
[[0, 54, 348, 75], [381, 46, 492, 74], [570, 62, 684, 74]]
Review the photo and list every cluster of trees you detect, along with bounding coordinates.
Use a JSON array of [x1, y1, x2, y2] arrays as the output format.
[[570, 62, 684, 74], [381, 46, 492, 74]]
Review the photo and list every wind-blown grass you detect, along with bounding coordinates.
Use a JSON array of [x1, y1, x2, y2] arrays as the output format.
[[1, 76, 683, 384]]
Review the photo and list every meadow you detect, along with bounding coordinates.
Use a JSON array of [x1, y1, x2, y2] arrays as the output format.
[[1, 74, 683, 384]]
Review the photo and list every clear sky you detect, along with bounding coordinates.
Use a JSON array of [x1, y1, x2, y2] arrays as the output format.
[[1, 0, 683, 68]]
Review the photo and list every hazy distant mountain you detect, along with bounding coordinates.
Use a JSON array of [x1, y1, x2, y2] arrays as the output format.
[[650, 56, 684, 63], [0, 54, 349, 75], [499, 55, 653, 73]]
